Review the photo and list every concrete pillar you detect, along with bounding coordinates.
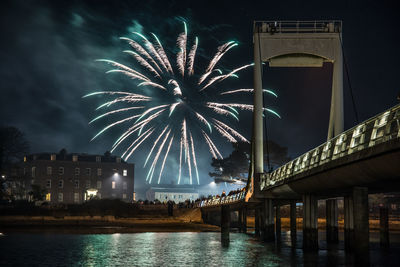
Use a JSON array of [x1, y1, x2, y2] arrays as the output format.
[[352, 187, 369, 266], [290, 200, 297, 243], [327, 38, 344, 140], [344, 195, 354, 251], [275, 205, 281, 239], [242, 207, 247, 234], [255, 207, 260, 237], [302, 194, 318, 250], [221, 205, 230, 246], [326, 199, 339, 243], [380, 206, 389, 248], [238, 209, 243, 232], [262, 199, 275, 242], [253, 26, 264, 174]]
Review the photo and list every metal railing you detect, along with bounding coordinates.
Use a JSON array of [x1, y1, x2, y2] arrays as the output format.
[[254, 20, 342, 34], [261, 104, 400, 190], [198, 191, 246, 208]]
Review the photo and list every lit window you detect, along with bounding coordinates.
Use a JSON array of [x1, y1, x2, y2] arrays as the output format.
[[31, 167, 36, 178], [74, 180, 79, 189], [24, 156, 27, 162], [51, 154, 56, 161], [59, 180, 63, 188], [123, 182, 127, 190], [59, 167, 64, 175], [58, 193, 63, 202], [72, 155, 78, 162], [86, 168, 91, 176], [75, 168, 80, 176], [112, 181, 116, 189], [122, 194, 127, 199], [96, 156, 101, 162], [47, 167, 52, 175], [97, 181, 102, 189], [46, 193, 51, 201], [74, 193, 79, 203], [123, 169, 128, 176], [86, 180, 91, 188], [97, 168, 102, 176]]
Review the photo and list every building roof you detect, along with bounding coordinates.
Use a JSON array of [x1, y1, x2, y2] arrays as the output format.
[[25, 151, 129, 164]]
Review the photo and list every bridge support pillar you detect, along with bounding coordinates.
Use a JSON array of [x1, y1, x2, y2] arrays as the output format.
[[275, 204, 281, 240], [221, 205, 230, 246], [326, 199, 339, 243], [238, 209, 243, 233], [262, 199, 275, 242], [290, 200, 297, 245], [255, 207, 260, 237], [242, 207, 247, 233], [302, 194, 318, 250], [344, 195, 354, 251], [380, 206, 389, 248], [353, 187, 370, 265]]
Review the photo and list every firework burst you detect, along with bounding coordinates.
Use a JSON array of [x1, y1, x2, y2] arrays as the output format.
[[84, 21, 279, 185]]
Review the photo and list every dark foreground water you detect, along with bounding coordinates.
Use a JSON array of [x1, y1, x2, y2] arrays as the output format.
[[0, 230, 399, 266]]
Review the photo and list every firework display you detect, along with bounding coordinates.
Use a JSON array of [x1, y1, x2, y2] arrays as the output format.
[[84, 22, 279, 185]]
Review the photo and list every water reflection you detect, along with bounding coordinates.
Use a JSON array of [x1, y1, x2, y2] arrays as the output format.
[[0, 231, 399, 266]]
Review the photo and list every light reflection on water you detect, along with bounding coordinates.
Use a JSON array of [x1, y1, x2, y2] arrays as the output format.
[[0, 231, 399, 266]]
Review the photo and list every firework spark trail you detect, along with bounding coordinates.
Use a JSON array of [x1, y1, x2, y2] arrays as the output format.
[[220, 88, 278, 98], [187, 37, 198, 76], [178, 139, 183, 184], [122, 127, 154, 159], [150, 33, 174, 74], [87, 21, 280, 185], [133, 32, 169, 73], [213, 119, 249, 143], [144, 125, 169, 167], [89, 106, 144, 124], [189, 132, 199, 185], [123, 50, 161, 78], [157, 135, 174, 184], [201, 130, 223, 159], [120, 37, 163, 74], [148, 129, 171, 183]]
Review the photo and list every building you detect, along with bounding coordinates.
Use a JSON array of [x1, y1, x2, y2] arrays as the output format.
[[16, 150, 134, 204], [146, 186, 199, 203]]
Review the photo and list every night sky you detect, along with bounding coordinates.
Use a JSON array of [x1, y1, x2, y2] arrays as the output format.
[[1, 0, 399, 194]]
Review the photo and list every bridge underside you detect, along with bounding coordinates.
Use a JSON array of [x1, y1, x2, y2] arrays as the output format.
[[259, 139, 400, 200]]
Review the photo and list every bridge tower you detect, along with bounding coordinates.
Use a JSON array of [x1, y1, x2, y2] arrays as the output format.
[[253, 20, 344, 145]]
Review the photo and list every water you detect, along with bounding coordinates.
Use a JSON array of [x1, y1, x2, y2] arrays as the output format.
[[0, 231, 399, 266]]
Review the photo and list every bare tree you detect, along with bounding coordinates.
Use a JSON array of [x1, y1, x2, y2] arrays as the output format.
[[0, 126, 29, 172]]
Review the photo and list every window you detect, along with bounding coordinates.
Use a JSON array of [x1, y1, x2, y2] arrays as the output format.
[[51, 154, 56, 161], [122, 194, 127, 199], [58, 193, 63, 202], [96, 156, 101, 162], [23, 168, 26, 176], [74, 180, 79, 189], [86, 168, 91, 176], [31, 179, 35, 185], [72, 155, 78, 162], [97, 192, 101, 199], [112, 193, 116, 198], [123, 182, 127, 190], [74, 193, 79, 203], [46, 193, 51, 201], [112, 181, 116, 189], [31, 167, 36, 178], [46, 167, 52, 175], [86, 180, 91, 188], [116, 157, 121, 163], [58, 180, 63, 188], [97, 168, 102, 176], [75, 168, 80, 176], [46, 179, 51, 188], [97, 181, 102, 189], [123, 169, 128, 176], [59, 167, 64, 175], [24, 156, 27, 162]]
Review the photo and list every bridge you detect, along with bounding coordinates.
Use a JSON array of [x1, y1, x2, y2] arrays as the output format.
[[197, 20, 400, 265]]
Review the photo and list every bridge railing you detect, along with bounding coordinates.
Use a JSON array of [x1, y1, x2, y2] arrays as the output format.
[[254, 20, 342, 34], [261, 104, 400, 190], [198, 191, 246, 208]]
